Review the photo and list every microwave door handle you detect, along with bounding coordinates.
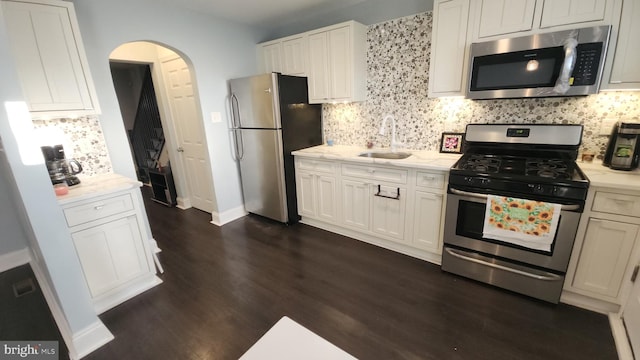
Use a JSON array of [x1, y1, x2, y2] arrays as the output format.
[[553, 38, 578, 94]]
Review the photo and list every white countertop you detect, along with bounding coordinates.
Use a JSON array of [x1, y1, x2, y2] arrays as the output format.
[[292, 145, 461, 171], [578, 160, 640, 192], [56, 173, 142, 205]]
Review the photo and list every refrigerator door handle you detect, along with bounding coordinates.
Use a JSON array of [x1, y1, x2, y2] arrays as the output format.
[[230, 93, 241, 128], [235, 129, 244, 160]]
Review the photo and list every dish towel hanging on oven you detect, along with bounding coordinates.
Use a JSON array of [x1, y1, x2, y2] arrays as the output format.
[[482, 195, 562, 252]]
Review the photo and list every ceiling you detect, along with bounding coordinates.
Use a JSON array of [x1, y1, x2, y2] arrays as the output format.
[[162, 0, 369, 29]]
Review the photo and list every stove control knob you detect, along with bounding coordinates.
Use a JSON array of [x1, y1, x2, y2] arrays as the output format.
[[464, 177, 474, 184], [533, 184, 545, 194]]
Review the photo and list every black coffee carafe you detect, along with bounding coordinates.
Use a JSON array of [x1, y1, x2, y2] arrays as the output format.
[[41, 144, 83, 186], [603, 122, 640, 171]]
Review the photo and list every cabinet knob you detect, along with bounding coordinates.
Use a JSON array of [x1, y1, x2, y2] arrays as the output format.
[[94, 205, 104, 210]]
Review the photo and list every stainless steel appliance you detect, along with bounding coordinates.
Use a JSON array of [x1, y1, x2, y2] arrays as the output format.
[[467, 26, 611, 99], [229, 73, 322, 223], [603, 121, 640, 170], [41, 144, 83, 186], [441, 124, 589, 303]]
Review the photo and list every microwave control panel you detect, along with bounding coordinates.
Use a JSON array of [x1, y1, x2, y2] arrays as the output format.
[[571, 43, 603, 86]]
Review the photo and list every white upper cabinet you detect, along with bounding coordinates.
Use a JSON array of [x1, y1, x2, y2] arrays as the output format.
[[540, 0, 608, 28], [258, 41, 283, 74], [428, 0, 471, 97], [307, 21, 367, 103], [601, 0, 640, 91], [257, 21, 366, 103], [1, 0, 100, 118], [281, 35, 307, 76], [476, 0, 536, 38], [468, 0, 617, 42]]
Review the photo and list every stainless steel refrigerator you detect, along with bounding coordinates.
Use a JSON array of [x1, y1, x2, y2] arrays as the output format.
[[230, 73, 322, 223]]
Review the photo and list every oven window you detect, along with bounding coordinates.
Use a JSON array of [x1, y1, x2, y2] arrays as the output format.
[[455, 199, 557, 254]]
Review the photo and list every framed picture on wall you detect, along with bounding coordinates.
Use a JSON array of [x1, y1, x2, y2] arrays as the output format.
[[439, 132, 465, 154]]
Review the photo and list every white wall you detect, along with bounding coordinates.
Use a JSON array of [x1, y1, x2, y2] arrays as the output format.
[[71, 0, 261, 214], [0, 9, 104, 345]]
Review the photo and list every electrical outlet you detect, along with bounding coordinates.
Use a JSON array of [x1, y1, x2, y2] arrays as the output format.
[[599, 117, 617, 136], [211, 112, 221, 124]]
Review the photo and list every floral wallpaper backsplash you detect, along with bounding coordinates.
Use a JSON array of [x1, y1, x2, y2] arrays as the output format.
[[32, 116, 112, 177], [322, 12, 640, 158]]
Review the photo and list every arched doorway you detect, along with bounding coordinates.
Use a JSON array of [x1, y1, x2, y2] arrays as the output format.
[[108, 42, 216, 215]]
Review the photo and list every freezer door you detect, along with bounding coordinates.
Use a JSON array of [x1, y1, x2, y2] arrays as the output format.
[[230, 73, 281, 129], [239, 128, 288, 222]]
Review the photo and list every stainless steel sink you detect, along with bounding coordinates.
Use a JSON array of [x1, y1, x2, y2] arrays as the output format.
[[358, 151, 412, 159]]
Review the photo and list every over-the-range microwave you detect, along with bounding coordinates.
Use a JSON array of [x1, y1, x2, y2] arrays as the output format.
[[466, 25, 611, 99]]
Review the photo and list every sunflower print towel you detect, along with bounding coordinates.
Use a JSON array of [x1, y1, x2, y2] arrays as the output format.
[[482, 195, 562, 252]]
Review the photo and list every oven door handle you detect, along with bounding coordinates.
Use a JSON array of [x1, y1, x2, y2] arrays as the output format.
[[444, 248, 563, 282], [449, 188, 580, 211]]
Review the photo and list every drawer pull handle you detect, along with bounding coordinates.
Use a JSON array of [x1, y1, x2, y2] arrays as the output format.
[[94, 205, 104, 210], [374, 185, 400, 200], [423, 176, 435, 181]]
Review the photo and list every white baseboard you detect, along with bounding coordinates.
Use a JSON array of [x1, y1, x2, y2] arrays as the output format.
[[609, 313, 634, 360], [176, 196, 191, 210], [560, 291, 621, 314], [300, 217, 443, 265], [0, 247, 31, 273], [93, 275, 162, 315], [210, 205, 247, 226], [72, 321, 115, 359], [29, 254, 113, 359]]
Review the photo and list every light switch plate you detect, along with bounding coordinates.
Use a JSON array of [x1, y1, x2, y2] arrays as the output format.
[[211, 112, 222, 124], [599, 117, 617, 136]]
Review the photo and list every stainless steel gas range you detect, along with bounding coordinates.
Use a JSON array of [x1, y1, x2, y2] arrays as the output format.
[[441, 124, 589, 303]]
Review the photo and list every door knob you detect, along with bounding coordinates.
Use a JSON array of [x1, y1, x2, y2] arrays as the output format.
[[177, 147, 184, 153]]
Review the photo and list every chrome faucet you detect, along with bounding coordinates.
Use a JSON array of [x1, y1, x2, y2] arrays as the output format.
[[379, 114, 403, 152]]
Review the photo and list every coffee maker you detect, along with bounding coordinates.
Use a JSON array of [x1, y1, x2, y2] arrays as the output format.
[[41, 145, 83, 186], [603, 122, 640, 171]]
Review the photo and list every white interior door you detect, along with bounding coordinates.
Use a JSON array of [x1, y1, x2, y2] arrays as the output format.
[[623, 264, 640, 357], [161, 56, 214, 213]]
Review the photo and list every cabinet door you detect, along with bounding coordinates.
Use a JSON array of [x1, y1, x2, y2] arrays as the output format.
[[282, 36, 307, 76], [328, 26, 352, 100], [316, 175, 337, 222], [412, 191, 444, 252], [607, 0, 640, 88], [477, 0, 536, 38], [428, 0, 471, 97], [371, 185, 407, 242], [307, 32, 331, 102], [296, 171, 317, 218], [72, 216, 149, 298], [572, 218, 639, 298], [2, 0, 93, 112], [540, 0, 607, 28], [341, 179, 370, 231], [261, 43, 283, 74]]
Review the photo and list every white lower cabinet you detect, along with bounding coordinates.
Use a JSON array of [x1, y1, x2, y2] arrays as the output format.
[[411, 191, 444, 252], [571, 218, 638, 297], [61, 186, 160, 314], [294, 155, 448, 263], [564, 186, 640, 312], [71, 216, 148, 298], [371, 185, 407, 242], [341, 179, 370, 231]]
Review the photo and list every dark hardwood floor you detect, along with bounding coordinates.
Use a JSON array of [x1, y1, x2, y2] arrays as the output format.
[[85, 188, 618, 360]]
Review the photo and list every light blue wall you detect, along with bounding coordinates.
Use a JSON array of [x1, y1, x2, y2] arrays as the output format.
[[0, 160, 28, 256], [71, 0, 261, 214], [0, 13, 101, 336], [262, 0, 433, 41]]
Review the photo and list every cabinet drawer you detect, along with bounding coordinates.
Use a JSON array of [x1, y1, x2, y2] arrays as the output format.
[[64, 193, 135, 227], [592, 192, 640, 218], [296, 158, 336, 174], [341, 164, 408, 184], [415, 171, 445, 190]]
